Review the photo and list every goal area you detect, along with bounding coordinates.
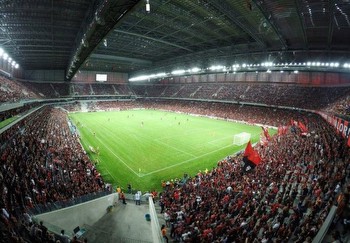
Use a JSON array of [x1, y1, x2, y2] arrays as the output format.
[[233, 132, 251, 146]]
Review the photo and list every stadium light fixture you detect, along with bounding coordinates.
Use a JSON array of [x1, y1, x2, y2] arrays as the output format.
[[294, 70, 299, 74], [8, 57, 12, 63], [155, 72, 166, 77], [171, 69, 186, 75], [209, 65, 224, 71], [11, 61, 15, 66], [3, 52, 8, 60], [15, 64, 19, 69], [129, 75, 150, 81], [146, 0, 150, 12], [191, 67, 201, 73]]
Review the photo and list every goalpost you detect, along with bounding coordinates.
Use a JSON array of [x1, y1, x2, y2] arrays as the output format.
[[233, 132, 251, 146]]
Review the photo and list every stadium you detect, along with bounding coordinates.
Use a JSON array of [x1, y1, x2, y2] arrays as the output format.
[[0, 0, 350, 242]]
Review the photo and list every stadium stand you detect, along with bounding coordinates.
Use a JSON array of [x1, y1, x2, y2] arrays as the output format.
[[72, 83, 92, 96], [0, 79, 349, 243], [130, 83, 350, 110], [90, 83, 115, 95], [1, 97, 350, 242], [0, 76, 40, 102], [158, 114, 350, 242], [0, 106, 107, 242], [324, 95, 350, 118]]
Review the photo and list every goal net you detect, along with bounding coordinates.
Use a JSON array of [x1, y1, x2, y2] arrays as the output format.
[[233, 132, 251, 146]]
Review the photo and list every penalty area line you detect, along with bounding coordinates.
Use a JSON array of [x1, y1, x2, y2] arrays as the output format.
[[140, 143, 233, 177]]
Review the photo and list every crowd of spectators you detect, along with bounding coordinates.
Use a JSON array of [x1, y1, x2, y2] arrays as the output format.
[[0, 76, 40, 103], [1, 77, 349, 119], [324, 95, 350, 118], [71, 83, 133, 96], [1, 97, 349, 242], [77, 99, 350, 242], [158, 114, 350, 242], [19, 82, 70, 98], [0, 104, 36, 123], [89, 83, 115, 95], [130, 83, 350, 111], [79, 99, 308, 127], [0, 106, 106, 242]]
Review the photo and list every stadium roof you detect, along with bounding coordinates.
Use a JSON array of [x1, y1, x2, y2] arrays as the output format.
[[1, 0, 350, 79]]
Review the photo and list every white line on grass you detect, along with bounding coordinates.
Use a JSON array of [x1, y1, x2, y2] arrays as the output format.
[[78, 132, 119, 182], [141, 130, 262, 177], [207, 135, 235, 145], [155, 139, 197, 158], [139, 143, 233, 177], [83, 125, 140, 177]]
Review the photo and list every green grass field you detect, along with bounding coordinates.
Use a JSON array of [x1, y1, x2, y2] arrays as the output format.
[[0, 116, 19, 129], [69, 109, 273, 192]]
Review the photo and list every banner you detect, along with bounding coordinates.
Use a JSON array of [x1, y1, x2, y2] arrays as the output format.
[[318, 111, 350, 147]]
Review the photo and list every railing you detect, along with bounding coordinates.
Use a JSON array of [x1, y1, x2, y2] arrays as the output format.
[[148, 197, 163, 243], [28, 190, 111, 215]]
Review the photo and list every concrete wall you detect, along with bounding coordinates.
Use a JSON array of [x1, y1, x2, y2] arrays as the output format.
[[34, 193, 118, 235]]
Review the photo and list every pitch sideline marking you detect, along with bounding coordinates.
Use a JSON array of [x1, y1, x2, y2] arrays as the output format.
[[75, 113, 262, 179], [81, 124, 140, 177], [77, 132, 120, 182]]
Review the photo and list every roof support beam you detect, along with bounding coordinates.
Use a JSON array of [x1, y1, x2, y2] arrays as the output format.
[[294, 0, 308, 49], [114, 30, 193, 52], [90, 53, 152, 65], [251, 0, 288, 49], [327, 0, 336, 48], [209, 0, 266, 48]]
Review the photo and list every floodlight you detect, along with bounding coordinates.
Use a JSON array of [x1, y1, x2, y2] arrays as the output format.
[[3, 53, 8, 60], [146, 0, 150, 12], [11, 61, 15, 66], [155, 72, 166, 77], [15, 64, 19, 69], [294, 70, 299, 73], [171, 69, 185, 75]]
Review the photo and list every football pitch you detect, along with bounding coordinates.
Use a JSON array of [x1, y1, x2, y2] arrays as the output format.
[[69, 109, 270, 192]]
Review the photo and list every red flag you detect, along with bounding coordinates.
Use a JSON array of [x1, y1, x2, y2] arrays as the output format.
[[261, 127, 271, 141], [278, 125, 288, 136], [244, 141, 262, 165], [298, 121, 308, 133]]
